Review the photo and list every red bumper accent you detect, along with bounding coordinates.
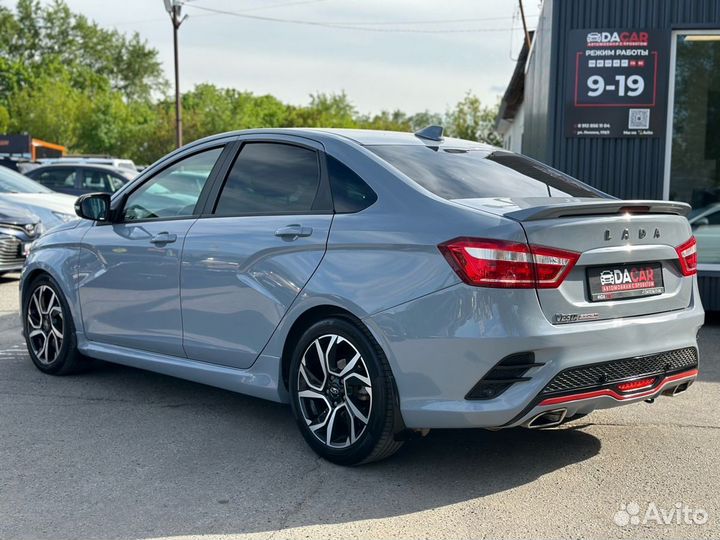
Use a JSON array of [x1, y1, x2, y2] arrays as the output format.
[[538, 369, 699, 407]]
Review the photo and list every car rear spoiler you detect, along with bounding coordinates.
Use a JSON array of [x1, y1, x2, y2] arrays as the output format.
[[505, 200, 691, 222]]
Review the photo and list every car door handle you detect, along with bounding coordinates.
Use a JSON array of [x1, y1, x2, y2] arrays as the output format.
[[274, 224, 313, 239], [150, 232, 177, 244]]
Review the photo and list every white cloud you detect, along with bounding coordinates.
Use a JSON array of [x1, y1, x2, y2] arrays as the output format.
[[45, 0, 543, 113]]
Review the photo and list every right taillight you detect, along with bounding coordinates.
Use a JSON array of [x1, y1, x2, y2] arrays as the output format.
[[438, 237, 579, 289], [675, 236, 698, 276]]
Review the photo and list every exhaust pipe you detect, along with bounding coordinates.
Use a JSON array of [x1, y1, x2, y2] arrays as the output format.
[[662, 382, 690, 397], [526, 409, 567, 429]]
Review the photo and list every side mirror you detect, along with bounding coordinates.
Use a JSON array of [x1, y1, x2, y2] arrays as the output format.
[[692, 217, 710, 229], [75, 193, 111, 222]]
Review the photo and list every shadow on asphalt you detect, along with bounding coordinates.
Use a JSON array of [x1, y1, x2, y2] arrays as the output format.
[[0, 272, 19, 283], [0, 288, 717, 538], [1, 353, 602, 540]]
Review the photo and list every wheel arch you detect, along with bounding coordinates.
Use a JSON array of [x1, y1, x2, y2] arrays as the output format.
[[280, 304, 365, 391], [20, 257, 84, 337], [21, 268, 52, 303]]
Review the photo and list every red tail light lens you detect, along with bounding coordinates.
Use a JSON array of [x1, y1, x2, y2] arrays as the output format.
[[616, 377, 656, 392], [675, 236, 698, 276], [438, 238, 579, 289], [531, 245, 581, 288]]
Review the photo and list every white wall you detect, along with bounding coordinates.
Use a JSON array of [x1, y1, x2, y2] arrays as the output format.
[[499, 104, 524, 153]]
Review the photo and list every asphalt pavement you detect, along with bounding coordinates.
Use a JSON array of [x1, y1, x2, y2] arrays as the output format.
[[0, 273, 718, 540]]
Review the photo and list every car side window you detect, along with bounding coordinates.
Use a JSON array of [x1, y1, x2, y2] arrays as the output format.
[[327, 155, 377, 213], [82, 170, 116, 192], [123, 147, 223, 222], [214, 143, 321, 215], [35, 168, 76, 189]]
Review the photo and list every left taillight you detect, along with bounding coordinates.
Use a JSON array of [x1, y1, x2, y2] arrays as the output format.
[[438, 237, 579, 289], [675, 236, 698, 277]]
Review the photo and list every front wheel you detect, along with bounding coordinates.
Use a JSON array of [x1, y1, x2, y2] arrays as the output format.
[[289, 317, 403, 465], [23, 275, 87, 375]]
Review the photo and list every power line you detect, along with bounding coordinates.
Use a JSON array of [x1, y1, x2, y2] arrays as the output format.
[[111, 0, 331, 27], [186, 0, 331, 10], [186, 4, 532, 33], [302, 15, 539, 26]]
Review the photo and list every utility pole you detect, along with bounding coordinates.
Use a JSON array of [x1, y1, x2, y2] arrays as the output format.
[[164, 0, 187, 148], [518, 0, 532, 50]]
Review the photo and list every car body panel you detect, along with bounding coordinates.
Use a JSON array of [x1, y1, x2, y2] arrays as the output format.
[[21, 219, 91, 337], [367, 279, 703, 428], [181, 214, 333, 368], [77, 219, 197, 356]]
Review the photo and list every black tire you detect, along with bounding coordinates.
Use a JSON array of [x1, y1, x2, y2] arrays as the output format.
[[22, 274, 88, 375], [289, 317, 404, 465]]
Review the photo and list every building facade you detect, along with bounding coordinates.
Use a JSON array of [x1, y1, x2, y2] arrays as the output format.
[[498, 0, 720, 310]]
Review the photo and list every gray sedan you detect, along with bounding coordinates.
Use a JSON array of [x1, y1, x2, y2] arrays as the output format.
[[19, 128, 703, 464]]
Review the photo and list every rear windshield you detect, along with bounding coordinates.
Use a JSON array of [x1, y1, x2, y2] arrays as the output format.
[[368, 145, 605, 200]]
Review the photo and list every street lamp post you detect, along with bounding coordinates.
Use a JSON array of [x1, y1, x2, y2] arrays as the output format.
[[164, 0, 187, 148]]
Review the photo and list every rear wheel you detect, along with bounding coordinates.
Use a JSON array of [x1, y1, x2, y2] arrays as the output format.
[[289, 317, 403, 465], [23, 275, 87, 375]]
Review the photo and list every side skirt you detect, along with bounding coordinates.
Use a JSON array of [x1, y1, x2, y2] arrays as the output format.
[[79, 341, 287, 403]]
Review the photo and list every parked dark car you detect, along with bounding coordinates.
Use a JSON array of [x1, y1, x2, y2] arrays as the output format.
[[25, 164, 133, 196], [0, 203, 39, 276]]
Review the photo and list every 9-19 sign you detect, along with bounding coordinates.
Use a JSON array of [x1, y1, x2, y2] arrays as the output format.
[[566, 29, 668, 138]]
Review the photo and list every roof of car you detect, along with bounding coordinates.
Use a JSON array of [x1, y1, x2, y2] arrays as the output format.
[[192, 128, 495, 150], [303, 128, 493, 149], [29, 163, 129, 175]]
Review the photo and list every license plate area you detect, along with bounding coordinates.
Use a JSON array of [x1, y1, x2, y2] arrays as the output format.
[[587, 262, 664, 302]]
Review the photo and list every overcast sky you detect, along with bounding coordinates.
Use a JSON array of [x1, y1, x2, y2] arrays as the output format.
[[38, 0, 543, 115]]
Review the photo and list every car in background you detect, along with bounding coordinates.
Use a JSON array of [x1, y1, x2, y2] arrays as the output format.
[[688, 202, 720, 265], [0, 158, 42, 175], [38, 156, 138, 173], [26, 163, 133, 196], [0, 203, 40, 276], [0, 165, 76, 230]]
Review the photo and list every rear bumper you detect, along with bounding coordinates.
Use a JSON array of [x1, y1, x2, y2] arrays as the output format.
[[506, 368, 698, 428], [366, 282, 704, 429]]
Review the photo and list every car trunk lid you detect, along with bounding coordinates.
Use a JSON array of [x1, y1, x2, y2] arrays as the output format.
[[453, 197, 694, 324]]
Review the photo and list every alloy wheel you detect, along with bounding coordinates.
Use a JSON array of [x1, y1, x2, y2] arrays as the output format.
[[297, 334, 373, 449], [27, 285, 64, 365]]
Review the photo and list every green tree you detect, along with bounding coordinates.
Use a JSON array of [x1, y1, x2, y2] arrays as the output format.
[[0, 105, 9, 133], [289, 92, 357, 128], [7, 70, 82, 146], [409, 111, 444, 132], [357, 110, 411, 131], [1, 0, 165, 101], [445, 92, 501, 146]]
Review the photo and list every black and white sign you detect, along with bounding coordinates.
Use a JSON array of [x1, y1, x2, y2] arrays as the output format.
[[565, 29, 669, 138]]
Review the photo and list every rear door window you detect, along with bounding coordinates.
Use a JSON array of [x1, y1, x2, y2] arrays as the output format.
[[368, 145, 605, 200], [214, 143, 321, 215]]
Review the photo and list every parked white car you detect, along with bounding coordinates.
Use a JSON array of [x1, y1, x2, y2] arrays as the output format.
[[38, 157, 138, 174], [0, 166, 76, 232]]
